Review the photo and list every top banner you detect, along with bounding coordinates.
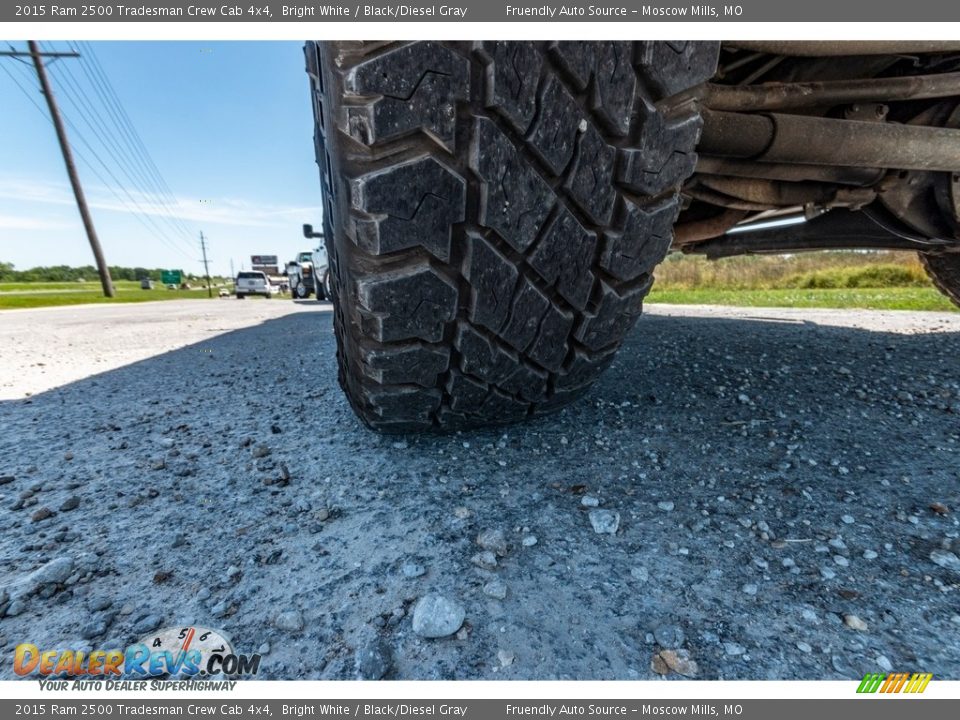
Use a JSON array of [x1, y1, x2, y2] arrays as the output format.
[[7, 1, 960, 22]]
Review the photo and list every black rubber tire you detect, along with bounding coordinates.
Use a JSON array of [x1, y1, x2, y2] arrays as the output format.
[[306, 41, 719, 431], [920, 252, 960, 307], [294, 280, 310, 299]]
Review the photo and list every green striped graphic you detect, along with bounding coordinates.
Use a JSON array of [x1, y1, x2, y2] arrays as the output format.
[[857, 673, 886, 693]]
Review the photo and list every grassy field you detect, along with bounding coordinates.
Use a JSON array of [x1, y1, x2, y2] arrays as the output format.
[[0, 280, 233, 310], [646, 250, 957, 311], [2, 251, 957, 312], [647, 286, 955, 311]]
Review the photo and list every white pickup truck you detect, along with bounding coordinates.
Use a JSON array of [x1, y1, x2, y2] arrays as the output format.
[[287, 224, 331, 300], [234, 270, 275, 299]]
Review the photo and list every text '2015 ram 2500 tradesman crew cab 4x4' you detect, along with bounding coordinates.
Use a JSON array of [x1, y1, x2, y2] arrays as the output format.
[[304, 40, 960, 431]]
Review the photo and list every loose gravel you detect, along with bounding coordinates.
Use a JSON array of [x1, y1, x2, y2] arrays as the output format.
[[0, 300, 959, 680]]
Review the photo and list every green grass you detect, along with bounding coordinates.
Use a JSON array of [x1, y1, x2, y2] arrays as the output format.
[[0, 282, 232, 310], [3, 251, 957, 312], [647, 286, 956, 311], [646, 251, 958, 311]]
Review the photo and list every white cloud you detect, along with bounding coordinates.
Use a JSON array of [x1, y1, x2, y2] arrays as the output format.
[[0, 213, 72, 231], [0, 175, 321, 230]]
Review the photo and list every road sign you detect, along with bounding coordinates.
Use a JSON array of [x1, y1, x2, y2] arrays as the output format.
[[251, 255, 277, 266], [161, 270, 182, 285]]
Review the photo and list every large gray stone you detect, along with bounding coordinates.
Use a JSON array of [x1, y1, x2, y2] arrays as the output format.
[[412, 594, 465, 638]]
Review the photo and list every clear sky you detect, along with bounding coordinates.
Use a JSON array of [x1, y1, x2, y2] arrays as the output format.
[[0, 41, 323, 277]]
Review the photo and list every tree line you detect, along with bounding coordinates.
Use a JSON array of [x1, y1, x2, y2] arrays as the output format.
[[0, 262, 218, 283]]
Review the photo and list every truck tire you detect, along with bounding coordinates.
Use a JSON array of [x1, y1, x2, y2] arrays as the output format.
[[320, 268, 332, 301], [294, 280, 310, 299], [307, 41, 719, 431], [919, 252, 960, 307]]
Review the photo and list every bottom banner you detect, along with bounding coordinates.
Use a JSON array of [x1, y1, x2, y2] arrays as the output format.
[[2, 699, 956, 720]]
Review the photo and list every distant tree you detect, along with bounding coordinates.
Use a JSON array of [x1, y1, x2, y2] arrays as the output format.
[[0, 263, 193, 283]]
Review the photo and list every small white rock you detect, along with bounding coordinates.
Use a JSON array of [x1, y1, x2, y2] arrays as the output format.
[[483, 579, 508, 600], [588, 509, 620, 535], [844, 614, 868, 632], [476, 529, 508, 556], [723, 642, 746, 656], [401, 561, 426, 578], [471, 551, 498, 570], [274, 610, 304, 633], [930, 549, 960, 572]]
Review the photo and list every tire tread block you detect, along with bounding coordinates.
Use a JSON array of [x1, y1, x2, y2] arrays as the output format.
[[352, 157, 466, 261], [483, 41, 543, 133], [361, 343, 450, 386], [617, 106, 701, 197], [357, 264, 458, 343], [528, 207, 597, 311], [575, 279, 651, 352], [472, 117, 553, 252], [464, 233, 519, 333], [526, 73, 583, 175], [345, 41, 469, 149], [565, 124, 617, 225], [600, 198, 679, 282], [499, 278, 551, 352]]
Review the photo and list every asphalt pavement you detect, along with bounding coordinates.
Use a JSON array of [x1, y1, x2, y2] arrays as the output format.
[[1, 299, 959, 680]]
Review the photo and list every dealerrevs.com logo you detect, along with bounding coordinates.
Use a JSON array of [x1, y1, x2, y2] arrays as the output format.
[[857, 672, 933, 694], [14, 626, 261, 679]]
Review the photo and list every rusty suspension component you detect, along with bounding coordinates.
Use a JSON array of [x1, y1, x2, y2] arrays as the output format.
[[698, 109, 960, 172]]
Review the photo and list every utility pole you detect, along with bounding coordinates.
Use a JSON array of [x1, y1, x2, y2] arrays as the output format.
[[199, 231, 212, 298], [229, 258, 235, 281], [26, 41, 115, 297]]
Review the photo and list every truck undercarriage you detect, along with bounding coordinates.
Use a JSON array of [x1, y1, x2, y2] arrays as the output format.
[[675, 41, 960, 270]]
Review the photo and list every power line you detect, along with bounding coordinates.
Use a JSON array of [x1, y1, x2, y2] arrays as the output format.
[[19, 46, 195, 261], [43, 52, 198, 258], [68, 41, 197, 242], [1, 56, 195, 264], [76, 41, 198, 240], [43, 41, 199, 256]]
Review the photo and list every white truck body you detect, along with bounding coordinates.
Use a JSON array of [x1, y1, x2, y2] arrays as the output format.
[[235, 271, 275, 298]]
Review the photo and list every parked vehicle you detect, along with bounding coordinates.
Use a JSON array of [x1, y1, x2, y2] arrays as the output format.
[[287, 225, 332, 300], [235, 270, 275, 299], [306, 40, 960, 430]]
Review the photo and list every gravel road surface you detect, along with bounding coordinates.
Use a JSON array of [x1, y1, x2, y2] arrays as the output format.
[[1, 299, 959, 680]]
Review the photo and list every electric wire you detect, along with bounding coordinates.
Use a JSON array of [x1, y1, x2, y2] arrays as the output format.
[[1, 59, 196, 263]]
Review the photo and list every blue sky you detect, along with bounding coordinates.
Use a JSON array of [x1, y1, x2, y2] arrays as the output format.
[[0, 41, 323, 276]]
